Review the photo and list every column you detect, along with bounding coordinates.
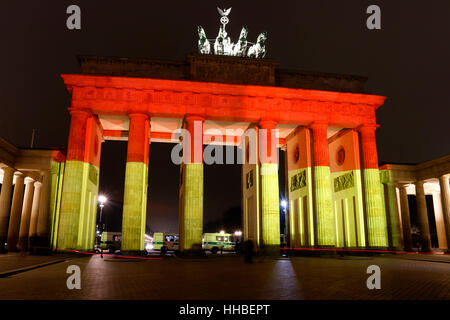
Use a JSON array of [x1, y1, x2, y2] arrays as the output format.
[[259, 120, 281, 252], [7, 172, 25, 251], [415, 180, 432, 252], [359, 125, 388, 248], [310, 122, 335, 246], [18, 177, 34, 250], [57, 109, 90, 250], [179, 115, 204, 252], [0, 167, 14, 251], [439, 175, 450, 252], [121, 113, 150, 253], [36, 170, 51, 247], [28, 181, 42, 249], [398, 184, 413, 251], [385, 182, 402, 249]]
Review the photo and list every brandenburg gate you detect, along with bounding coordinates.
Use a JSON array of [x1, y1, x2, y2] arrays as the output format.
[[55, 50, 390, 254], [1, 8, 448, 256]]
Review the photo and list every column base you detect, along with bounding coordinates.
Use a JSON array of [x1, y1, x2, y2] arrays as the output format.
[[29, 236, 51, 255], [259, 245, 281, 257]]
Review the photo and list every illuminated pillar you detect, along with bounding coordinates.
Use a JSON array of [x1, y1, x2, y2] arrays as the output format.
[[415, 180, 432, 252], [57, 110, 90, 250], [121, 113, 150, 253], [57, 109, 102, 251], [0, 167, 14, 251], [310, 122, 335, 247], [7, 172, 25, 251], [385, 182, 402, 249], [258, 120, 280, 252], [18, 177, 35, 250], [359, 125, 388, 248], [36, 170, 52, 246], [438, 175, 450, 252], [179, 115, 204, 252], [398, 184, 413, 251], [28, 181, 42, 248]]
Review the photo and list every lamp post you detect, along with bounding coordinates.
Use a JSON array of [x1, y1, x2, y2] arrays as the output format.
[[97, 195, 107, 233]]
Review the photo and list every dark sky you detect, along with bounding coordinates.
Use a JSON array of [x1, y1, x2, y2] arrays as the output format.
[[1, 1, 449, 232]]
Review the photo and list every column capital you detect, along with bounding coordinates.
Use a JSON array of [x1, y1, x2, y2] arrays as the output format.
[[309, 122, 328, 130], [1, 166, 15, 174], [128, 112, 150, 120], [184, 115, 204, 123], [357, 123, 380, 133], [24, 177, 34, 184], [33, 181, 42, 188], [68, 108, 92, 117], [414, 180, 427, 187], [258, 120, 277, 129], [396, 183, 410, 189]]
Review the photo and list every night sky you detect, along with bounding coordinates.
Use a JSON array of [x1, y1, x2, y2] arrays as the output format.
[[1, 1, 449, 233]]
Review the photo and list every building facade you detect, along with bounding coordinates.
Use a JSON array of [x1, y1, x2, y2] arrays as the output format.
[[1, 54, 448, 254], [0, 137, 65, 252]]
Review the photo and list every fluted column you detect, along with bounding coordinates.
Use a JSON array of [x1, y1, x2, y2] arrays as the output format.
[[258, 120, 280, 251], [398, 184, 413, 251], [57, 109, 91, 250], [310, 122, 335, 246], [18, 177, 35, 250], [385, 182, 402, 249], [0, 167, 15, 251], [35, 170, 51, 247], [121, 113, 150, 253], [179, 115, 204, 252], [7, 172, 25, 251], [415, 180, 432, 252], [28, 181, 42, 249], [438, 175, 450, 252], [359, 125, 388, 248]]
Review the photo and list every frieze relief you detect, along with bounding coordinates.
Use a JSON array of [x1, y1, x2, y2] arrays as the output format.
[[290, 170, 307, 192], [334, 171, 354, 192]]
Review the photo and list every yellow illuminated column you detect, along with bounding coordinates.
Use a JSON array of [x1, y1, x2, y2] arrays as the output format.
[[57, 110, 102, 251], [57, 110, 90, 250], [380, 169, 402, 249], [415, 180, 432, 252], [121, 113, 150, 253], [179, 116, 204, 252], [310, 123, 335, 247], [259, 120, 281, 252], [0, 167, 14, 251], [359, 125, 388, 248]]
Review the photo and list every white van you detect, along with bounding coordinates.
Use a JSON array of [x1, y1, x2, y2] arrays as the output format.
[[153, 232, 179, 254], [203, 233, 234, 254]]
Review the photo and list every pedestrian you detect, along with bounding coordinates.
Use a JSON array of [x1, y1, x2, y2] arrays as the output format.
[[244, 240, 254, 263]]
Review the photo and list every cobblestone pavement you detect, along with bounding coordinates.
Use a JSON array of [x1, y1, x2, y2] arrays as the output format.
[[0, 252, 71, 274], [0, 254, 448, 300]]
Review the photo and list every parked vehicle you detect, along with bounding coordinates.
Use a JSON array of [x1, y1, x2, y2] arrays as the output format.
[[96, 231, 121, 254], [153, 232, 179, 254], [203, 233, 234, 254]]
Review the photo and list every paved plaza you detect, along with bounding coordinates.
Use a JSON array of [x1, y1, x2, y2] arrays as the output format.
[[0, 253, 448, 300]]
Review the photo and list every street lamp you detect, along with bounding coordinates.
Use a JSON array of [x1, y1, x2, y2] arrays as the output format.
[[98, 195, 107, 233], [280, 199, 288, 236]]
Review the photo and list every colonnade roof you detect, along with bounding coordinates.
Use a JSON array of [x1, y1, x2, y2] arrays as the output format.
[[380, 154, 450, 183]]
